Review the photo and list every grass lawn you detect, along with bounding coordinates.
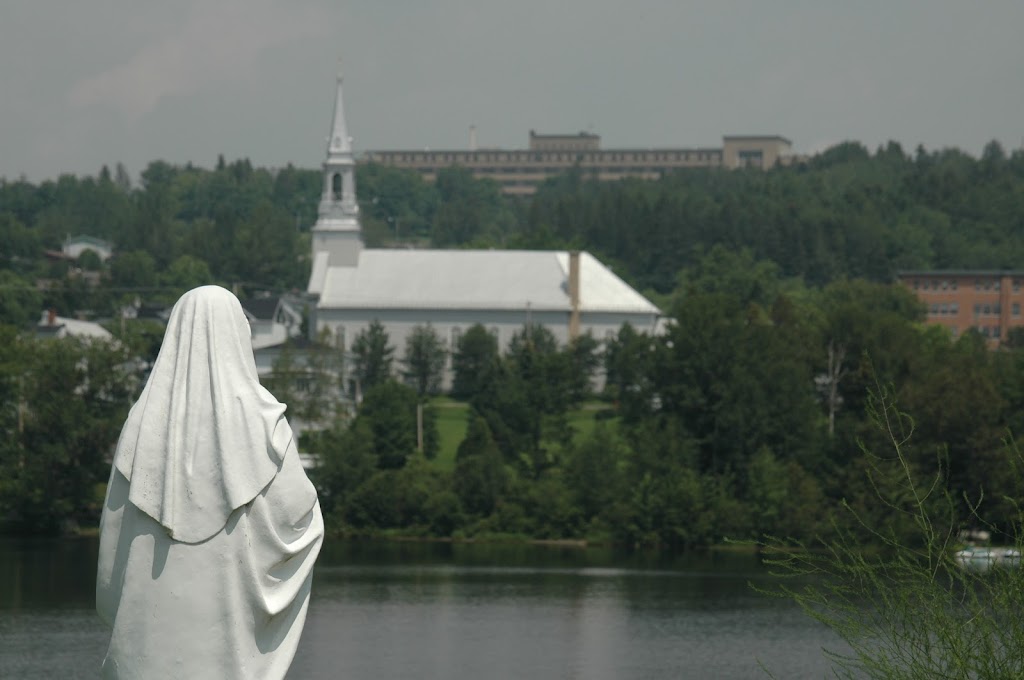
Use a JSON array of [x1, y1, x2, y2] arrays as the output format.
[[428, 399, 619, 472], [430, 398, 470, 472], [566, 402, 617, 440]]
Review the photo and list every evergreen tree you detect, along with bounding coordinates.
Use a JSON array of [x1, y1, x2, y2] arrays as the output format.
[[402, 323, 447, 397], [451, 323, 499, 400], [351, 320, 395, 393]]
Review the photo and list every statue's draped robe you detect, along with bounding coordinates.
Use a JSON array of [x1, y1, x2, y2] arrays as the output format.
[[96, 286, 323, 680]]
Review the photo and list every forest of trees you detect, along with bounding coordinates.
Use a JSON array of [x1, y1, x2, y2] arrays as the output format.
[[3, 140, 1024, 546]]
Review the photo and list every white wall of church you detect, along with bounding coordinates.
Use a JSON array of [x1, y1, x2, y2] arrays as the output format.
[[314, 307, 659, 390]]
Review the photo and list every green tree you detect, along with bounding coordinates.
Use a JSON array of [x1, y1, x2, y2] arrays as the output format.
[[564, 424, 627, 523], [0, 271, 42, 328], [351, 320, 394, 393], [431, 166, 516, 247], [109, 250, 158, 290], [77, 249, 103, 272], [402, 324, 447, 397], [308, 418, 377, 519], [453, 415, 508, 516], [469, 359, 535, 463], [762, 387, 1024, 679], [651, 290, 822, 476], [451, 323, 499, 400], [1, 334, 136, 534], [566, 332, 600, 402], [159, 255, 214, 302], [603, 322, 654, 419], [358, 163, 438, 243], [505, 323, 576, 452], [815, 279, 924, 440], [356, 380, 438, 468], [0, 212, 41, 266], [676, 244, 782, 309], [345, 454, 449, 531]]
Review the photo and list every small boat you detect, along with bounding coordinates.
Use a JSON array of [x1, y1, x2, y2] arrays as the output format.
[[954, 546, 1021, 572]]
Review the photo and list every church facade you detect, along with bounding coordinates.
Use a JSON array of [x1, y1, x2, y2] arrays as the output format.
[[306, 74, 662, 388]]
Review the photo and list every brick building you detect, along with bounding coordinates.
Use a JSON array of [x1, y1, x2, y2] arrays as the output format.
[[363, 132, 794, 196], [897, 270, 1024, 347]]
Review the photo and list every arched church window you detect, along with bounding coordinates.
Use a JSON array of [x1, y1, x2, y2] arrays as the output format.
[[332, 173, 342, 201]]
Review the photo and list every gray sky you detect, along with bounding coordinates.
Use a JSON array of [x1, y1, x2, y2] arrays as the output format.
[[2, 0, 1022, 182]]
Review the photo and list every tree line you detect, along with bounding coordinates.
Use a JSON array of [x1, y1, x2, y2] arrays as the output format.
[[3, 140, 1024, 544]]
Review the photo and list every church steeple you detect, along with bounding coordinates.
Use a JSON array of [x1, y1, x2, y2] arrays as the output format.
[[311, 66, 362, 267], [319, 66, 359, 221], [327, 66, 352, 155]]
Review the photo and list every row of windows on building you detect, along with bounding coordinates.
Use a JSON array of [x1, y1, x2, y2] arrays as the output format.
[[912, 278, 1024, 293], [374, 150, 722, 164], [978, 303, 1023, 316], [977, 279, 1021, 292], [332, 325, 620, 362], [946, 325, 1004, 340], [929, 302, 1023, 316], [423, 166, 671, 178], [929, 302, 960, 315]]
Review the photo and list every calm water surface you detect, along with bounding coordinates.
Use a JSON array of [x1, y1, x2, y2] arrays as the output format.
[[1, 537, 846, 679]]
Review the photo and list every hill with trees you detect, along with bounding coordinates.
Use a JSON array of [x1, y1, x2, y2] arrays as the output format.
[[3, 140, 1024, 545]]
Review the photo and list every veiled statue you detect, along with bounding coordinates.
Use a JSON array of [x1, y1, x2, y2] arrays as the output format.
[[97, 285, 323, 679]]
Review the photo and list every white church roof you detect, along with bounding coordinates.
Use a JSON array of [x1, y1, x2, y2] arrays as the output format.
[[315, 249, 659, 314]]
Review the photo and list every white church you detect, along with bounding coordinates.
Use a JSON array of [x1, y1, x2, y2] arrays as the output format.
[[306, 74, 662, 385]]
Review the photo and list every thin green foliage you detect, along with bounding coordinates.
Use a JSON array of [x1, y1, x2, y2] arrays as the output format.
[[759, 384, 1024, 679]]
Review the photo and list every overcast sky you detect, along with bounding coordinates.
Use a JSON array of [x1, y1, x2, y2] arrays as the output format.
[[2, 0, 1022, 182]]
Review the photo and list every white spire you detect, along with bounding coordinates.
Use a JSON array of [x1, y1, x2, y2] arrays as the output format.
[[311, 65, 362, 268], [328, 61, 352, 155]]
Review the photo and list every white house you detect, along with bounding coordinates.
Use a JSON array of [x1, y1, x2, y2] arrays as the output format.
[[62, 235, 114, 262], [36, 310, 114, 341], [243, 295, 304, 373], [306, 72, 661, 388]]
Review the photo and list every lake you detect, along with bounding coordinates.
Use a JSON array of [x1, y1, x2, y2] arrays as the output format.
[[1, 537, 846, 679]]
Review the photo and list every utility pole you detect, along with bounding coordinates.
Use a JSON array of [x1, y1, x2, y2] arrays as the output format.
[[416, 402, 423, 452]]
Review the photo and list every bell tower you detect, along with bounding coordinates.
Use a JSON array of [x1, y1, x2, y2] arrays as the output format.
[[311, 66, 362, 267]]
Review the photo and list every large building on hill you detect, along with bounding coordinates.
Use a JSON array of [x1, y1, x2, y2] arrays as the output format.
[[307, 74, 662, 389], [897, 270, 1024, 347], [363, 130, 795, 196]]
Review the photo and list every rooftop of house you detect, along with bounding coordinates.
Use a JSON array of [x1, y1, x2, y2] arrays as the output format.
[[36, 311, 113, 341]]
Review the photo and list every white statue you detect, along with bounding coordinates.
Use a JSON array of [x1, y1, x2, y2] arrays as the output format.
[[96, 285, 323, 679]]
